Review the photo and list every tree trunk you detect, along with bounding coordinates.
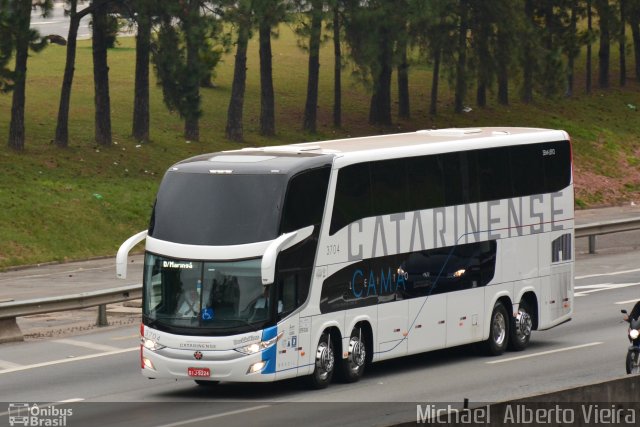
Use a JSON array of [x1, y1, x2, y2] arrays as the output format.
[[369, 29, 392, 125], [454, 0, 469, 113], [184, 0, 200, 142], [397, 36, 410, 119], [8, 0, 32, 151], [259, 20, 275, 136], [225, 18, 250, 142], [496, 29, 509, 105], [620, 0, 627, 86], [303, 0, 322, 133], [566, 1, 577, 97], [596, 0, 610, 88], [429, 48, 441, 115], [522, 0, 534, 103], [333, 3, 341, 128], [55, 0, 83, 148], [631, 11, 640, 80], [132, 7, 151, 142], [587, 0, 592, 93], [92, 2, 112, 146]]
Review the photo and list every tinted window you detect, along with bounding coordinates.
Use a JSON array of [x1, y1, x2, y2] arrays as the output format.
[[370, 158, 409, 216], [149, 172, 286, 245], [543, 140, 571, 192], [510, 144, 546, 196], [281, 166, 331, 233], [441, 152, 464, 206], [330, 163, 372, 234], [407, 155, 445, 211], [476, 147, 511, 201]]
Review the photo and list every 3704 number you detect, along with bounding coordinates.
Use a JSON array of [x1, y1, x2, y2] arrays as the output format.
[[326, 245, 340, 255]]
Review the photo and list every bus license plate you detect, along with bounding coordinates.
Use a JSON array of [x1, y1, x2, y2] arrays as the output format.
[[188, 367, 210, 377]]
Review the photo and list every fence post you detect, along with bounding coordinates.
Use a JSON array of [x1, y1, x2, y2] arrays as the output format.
[[588, 235, 597, 254], [96, 304, 108, 327]]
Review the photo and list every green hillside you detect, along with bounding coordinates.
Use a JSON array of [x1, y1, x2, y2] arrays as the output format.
[[0, 29, 639, 269]]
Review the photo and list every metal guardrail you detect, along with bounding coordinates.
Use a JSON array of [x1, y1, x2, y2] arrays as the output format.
[[0, 217, 638, 344], [575, 217, 640, 254], [0, 284, 141, 344]]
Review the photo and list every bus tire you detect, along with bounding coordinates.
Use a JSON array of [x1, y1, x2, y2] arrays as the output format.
[[306, 332, 335, 389], [484, 301, 509, 356], [194, 380, 220, 386], [338, 326, 367, 383], [509, 300, 533, 351]]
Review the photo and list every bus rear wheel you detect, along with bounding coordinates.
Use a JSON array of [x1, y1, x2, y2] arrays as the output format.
[[509, 300, 533, 351], [307, 332, 335, 389], [338, 327, 367, 383], [484, 302, 509, 356]]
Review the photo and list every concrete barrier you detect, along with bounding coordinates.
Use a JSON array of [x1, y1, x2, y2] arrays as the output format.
[[405, 375, 640, 426]]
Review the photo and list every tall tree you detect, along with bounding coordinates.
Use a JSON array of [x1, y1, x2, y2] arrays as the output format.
[[565, 0, 580, 97], [8, 0, 51, 151], [225, 0, 254, 142], [454, 0, 469, 113], [331, 0, 342, 127], [595, 0, 612, 88], [296, 0, 325, 133], [344, 0, 404, 125], [620, 0, 627, 86], [630, 0, 640, 79], [397, 26, 410, 118], [0, 0, 14, 92], [131, 0, 152, 142], [92, 0, 112, 146], [254, 0, 287, 136], [55, 0, 110, 148], [521, 0, 536, 103], [586, 0, 593, 93], [153, 1, 218, 141]]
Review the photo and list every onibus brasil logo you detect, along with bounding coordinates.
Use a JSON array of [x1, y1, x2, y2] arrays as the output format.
[[8, 403, 72, 427]]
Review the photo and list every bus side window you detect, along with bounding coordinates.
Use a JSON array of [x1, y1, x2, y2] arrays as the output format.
[[330, 163, 372, 235]]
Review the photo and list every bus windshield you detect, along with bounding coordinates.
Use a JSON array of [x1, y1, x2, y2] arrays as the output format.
[[148, 171, 287, 245], [143, 253, 271, 334]]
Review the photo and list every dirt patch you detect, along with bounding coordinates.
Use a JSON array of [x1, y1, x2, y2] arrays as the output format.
[[574, 151, 640, 207]]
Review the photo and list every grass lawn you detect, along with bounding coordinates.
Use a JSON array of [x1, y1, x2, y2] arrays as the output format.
[[0, 26, 639, 268]]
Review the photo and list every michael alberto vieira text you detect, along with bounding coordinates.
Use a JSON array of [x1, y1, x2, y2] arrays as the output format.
[[416, 403, 637, 424]]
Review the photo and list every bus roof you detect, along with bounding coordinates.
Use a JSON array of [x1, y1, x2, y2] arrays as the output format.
[[171, 127, 567, 174]]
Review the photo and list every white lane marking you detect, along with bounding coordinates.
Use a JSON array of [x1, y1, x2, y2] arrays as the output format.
[[0, 347, 137, 375], [573, 283, 640, 296], [486, 342, 603, 364], [55, 338, 120, 352], [615, 299, 640, 305], [576, 268, 640, 280], [154, 405, 271, 427], [0, 359, 22, 369], [0, 398, 84, 417], [110, 334, 139, 341]]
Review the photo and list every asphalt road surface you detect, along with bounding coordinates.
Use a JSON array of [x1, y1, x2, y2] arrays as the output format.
[[31, 2, 92, 39], [1, 248, 639, 427]]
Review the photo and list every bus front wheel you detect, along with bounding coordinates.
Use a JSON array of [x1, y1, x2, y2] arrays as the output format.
[[307, 332, 335, 389], [484, 302, 509, 356], [338, 327, 367, 383]]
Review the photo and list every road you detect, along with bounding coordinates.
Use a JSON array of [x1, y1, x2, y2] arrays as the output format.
[[0, 248, 639, 427], [31, 2, 92, 39]]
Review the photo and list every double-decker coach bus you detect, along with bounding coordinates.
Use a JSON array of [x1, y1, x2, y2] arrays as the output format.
[[117, 127, 574, 388]]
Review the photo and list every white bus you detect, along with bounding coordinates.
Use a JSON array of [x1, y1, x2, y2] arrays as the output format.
[[117, 127, 574, 388]]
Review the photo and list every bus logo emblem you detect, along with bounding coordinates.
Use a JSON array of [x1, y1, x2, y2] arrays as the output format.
[[194, 351, 203, 360]]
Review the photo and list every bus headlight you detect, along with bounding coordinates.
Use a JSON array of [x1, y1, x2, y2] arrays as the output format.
[[141, 337, 166, 351], [235, 332, 283, 355], [630, 329, 640, 340]]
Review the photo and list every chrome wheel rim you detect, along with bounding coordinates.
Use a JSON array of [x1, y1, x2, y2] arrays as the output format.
[[493, 311, 506, 347], [348, 335, 366, 373], [315, 341, 334, 380], [515, 309, 532, 342]]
